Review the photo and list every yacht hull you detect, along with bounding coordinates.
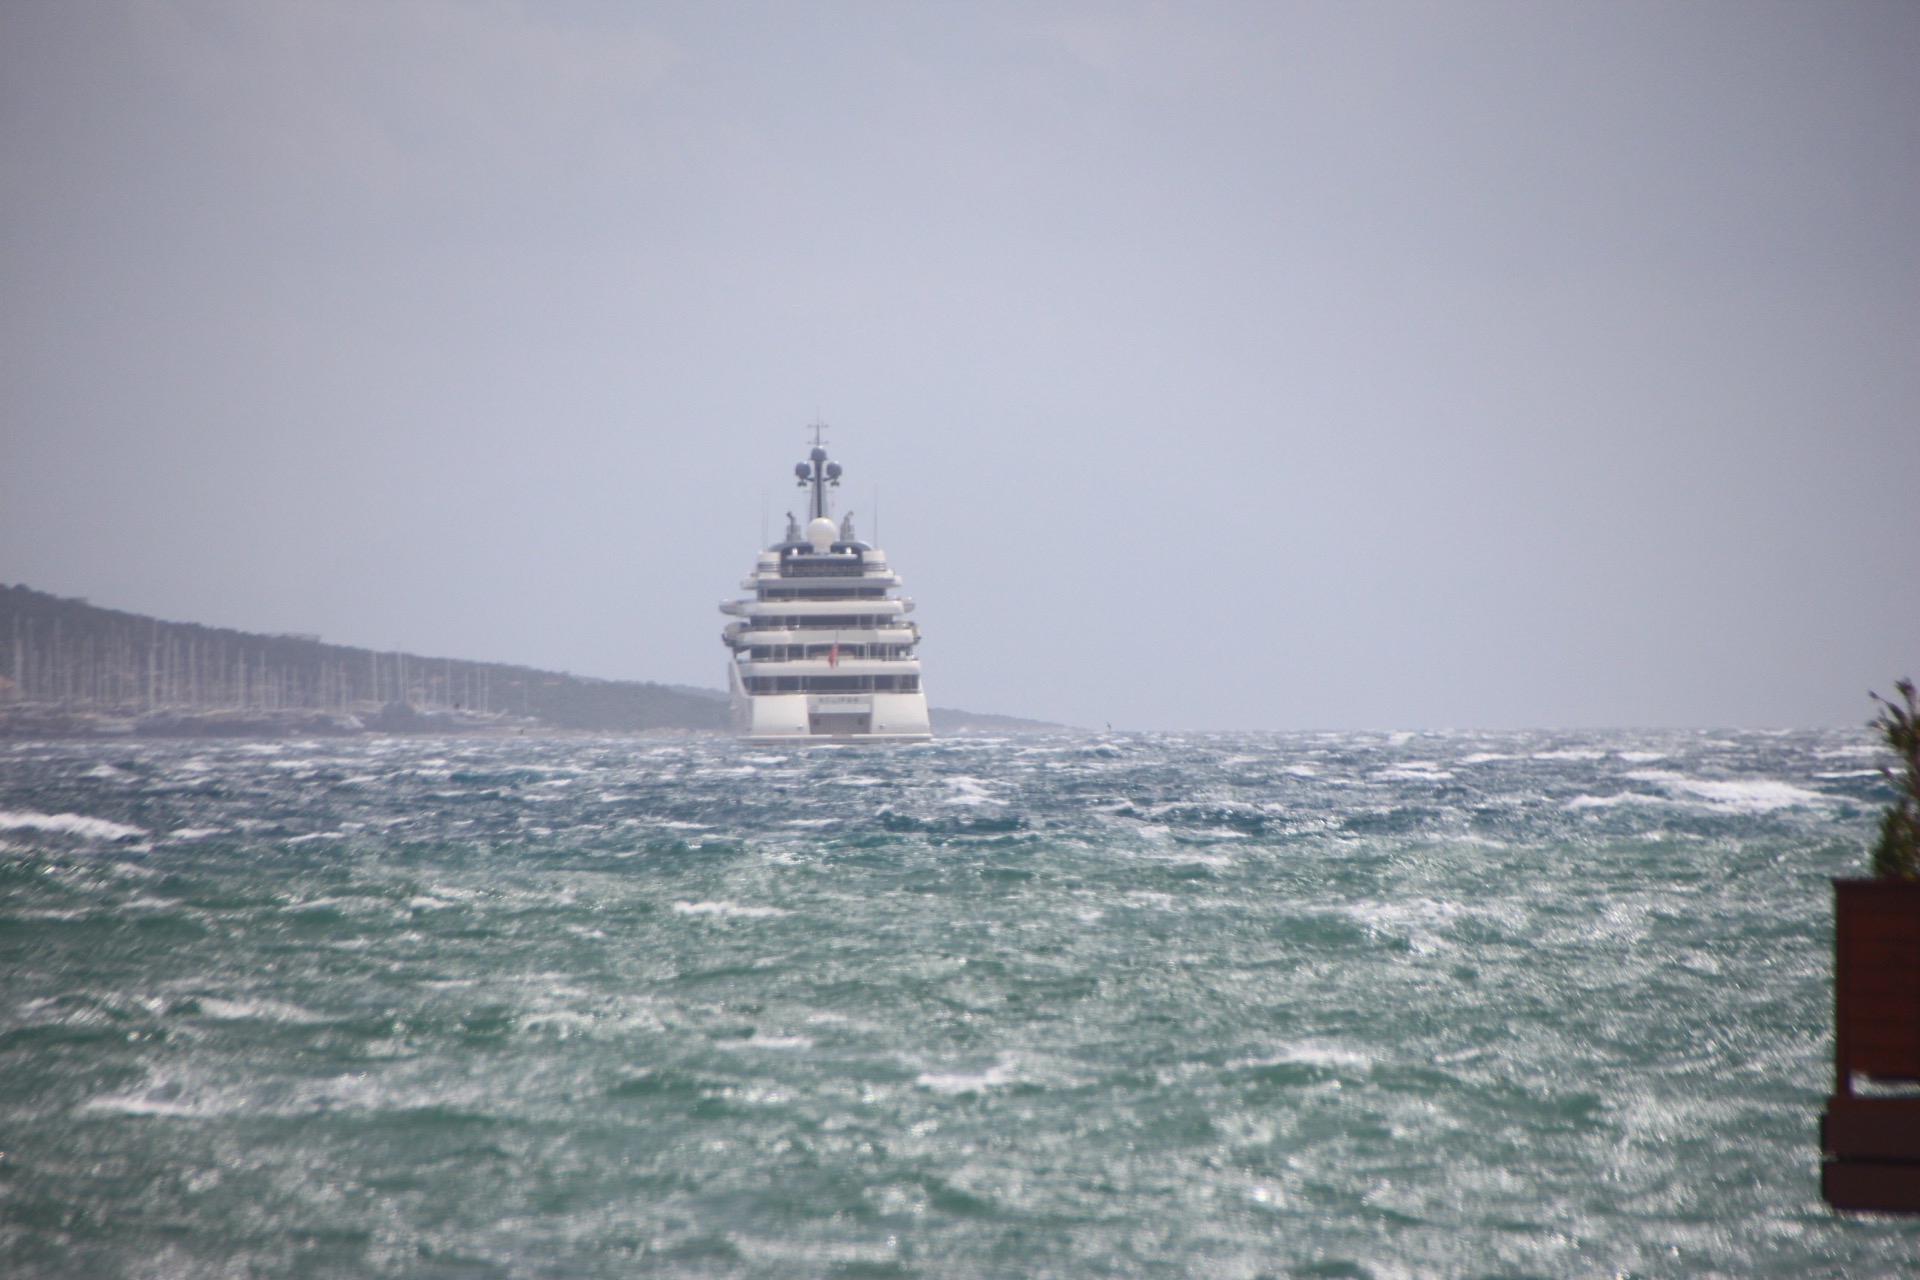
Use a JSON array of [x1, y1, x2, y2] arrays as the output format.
[[727, 668, 930, 741]]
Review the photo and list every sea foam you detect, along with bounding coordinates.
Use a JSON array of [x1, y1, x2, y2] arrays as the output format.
[[0, 809, 147, 842]]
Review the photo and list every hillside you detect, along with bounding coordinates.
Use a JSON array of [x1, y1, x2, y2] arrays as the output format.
[[0, 585, 726, 736], [927, 707, 1070, 736], [0, 585, 1070, 739]]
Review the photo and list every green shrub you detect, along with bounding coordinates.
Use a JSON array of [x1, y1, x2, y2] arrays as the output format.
[[1870, 678, 1920, 880]]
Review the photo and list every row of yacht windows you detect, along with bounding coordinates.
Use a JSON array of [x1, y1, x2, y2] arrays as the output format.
[[747, 614, 902, 630], [757, 586, 888, 601], [748, 644, 914, 662], [779, 557, 866, 578], [745, 674, 921, 694]]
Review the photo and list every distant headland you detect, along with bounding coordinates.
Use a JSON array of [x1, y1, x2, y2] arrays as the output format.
[[0, 585, 1063, 739]]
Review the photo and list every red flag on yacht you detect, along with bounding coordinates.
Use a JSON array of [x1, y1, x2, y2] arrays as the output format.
[[829, 642, 838, 668]]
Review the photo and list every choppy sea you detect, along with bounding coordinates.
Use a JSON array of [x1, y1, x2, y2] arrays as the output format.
[[2, 730, 1916, 1278]]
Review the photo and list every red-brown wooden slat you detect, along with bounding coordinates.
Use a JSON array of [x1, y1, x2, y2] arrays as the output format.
[[1822, 1097, 1920, 1159], [1823, 1161, 1920, 1213]]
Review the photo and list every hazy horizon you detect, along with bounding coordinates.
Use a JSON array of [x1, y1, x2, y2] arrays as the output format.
[[3, 2, 1915, 731]]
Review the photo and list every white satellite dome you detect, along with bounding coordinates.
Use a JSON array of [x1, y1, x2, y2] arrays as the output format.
[[806, 517, 837, 552]]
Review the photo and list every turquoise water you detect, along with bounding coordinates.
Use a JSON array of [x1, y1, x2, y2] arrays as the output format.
[[2, 730, 1916, 1277]]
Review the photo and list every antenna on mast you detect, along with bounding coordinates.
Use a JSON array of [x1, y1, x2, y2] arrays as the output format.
[[794, 420, 841, 522]]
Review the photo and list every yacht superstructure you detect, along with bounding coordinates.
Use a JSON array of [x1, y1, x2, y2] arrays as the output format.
[[720, 432, 931, 741]]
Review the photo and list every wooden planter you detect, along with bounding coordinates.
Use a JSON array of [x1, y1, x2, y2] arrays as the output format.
[[1822, 878, 1920, 1212]]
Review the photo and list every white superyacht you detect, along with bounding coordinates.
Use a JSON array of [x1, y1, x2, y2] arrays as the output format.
[[719, 432, 931, 741]]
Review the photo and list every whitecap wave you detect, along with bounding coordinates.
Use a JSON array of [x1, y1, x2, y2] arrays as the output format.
[[192, 996, 319, 1023], [1621, 770, 1830, 812], [1669, 777, 1830, 812], [0, 809, 147, 842], [1564, 792, 1662, 810], [739, 1033, 813, 1051], [916, 1055, 1017, 1094], [1237, 1043, 1370, 1071], [672, 900, 788, 919]]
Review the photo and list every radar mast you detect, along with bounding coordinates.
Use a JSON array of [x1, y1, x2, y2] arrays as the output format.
[[793, 420, 842, 522]]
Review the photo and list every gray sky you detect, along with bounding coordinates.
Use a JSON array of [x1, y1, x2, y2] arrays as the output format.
[[2, 1, 1915, 730]]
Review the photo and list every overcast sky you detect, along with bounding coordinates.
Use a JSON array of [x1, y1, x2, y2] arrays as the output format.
[[2, 1, 1915, 730]]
